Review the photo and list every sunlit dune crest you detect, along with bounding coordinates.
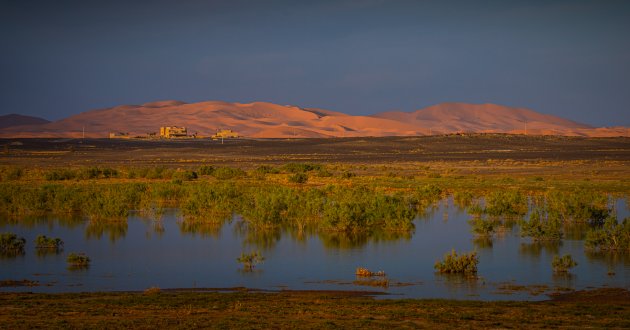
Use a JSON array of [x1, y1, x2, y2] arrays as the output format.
[[0, 101, 626, 138]]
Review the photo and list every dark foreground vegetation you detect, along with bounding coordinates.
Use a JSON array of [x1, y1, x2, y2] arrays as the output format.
[[0, 289, 629, 329]]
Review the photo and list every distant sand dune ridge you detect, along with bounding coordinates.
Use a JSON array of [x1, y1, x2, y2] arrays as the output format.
[[0, 101, 626, 138]]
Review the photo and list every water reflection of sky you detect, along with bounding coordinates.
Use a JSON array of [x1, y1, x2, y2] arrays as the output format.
[[1, 198, 628, 300]]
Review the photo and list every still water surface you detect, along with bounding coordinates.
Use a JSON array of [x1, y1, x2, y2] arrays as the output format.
[[2, 198, 629, 300]]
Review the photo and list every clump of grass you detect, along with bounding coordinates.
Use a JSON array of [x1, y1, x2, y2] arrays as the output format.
[[355, 267, 386, 277], [35, 235, 64, 249], [171, 170, 198, 182], [282, 163, 322, 173], [237, 251, 264, 271], [45, 169, 77, 181], [67, 252, 90, 268], [434, 249, 479, 275], [255, 165, 279, 174], [0, 232, 26, 256], [340, 171, 356, 179], [316, 168, 333, 177], [197, 165, 215, 176], [288, 172, 308, 184], [552, 254, 577, 273], [211, 167, 246, 180]]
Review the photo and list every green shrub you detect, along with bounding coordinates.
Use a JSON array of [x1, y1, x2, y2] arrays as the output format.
[[585, 216, 630, 252], [468, 217, 495, 237], [288, 172, 308, 184], [434, 249, 479, 274], [67, 252, 90, 268], [552, 254, 577, 273], [0, 232, 26, 256], [544, 189, 610, 224], [35, 235, 64, 249], [237, 251, 264, 270], [483, 190, 527, 218], [520, 209, 563, 241]]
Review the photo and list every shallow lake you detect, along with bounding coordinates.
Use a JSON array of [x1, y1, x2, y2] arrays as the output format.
[[1, 197, 629, 300]]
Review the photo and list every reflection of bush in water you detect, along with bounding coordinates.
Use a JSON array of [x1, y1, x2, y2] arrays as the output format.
[[234, 221, 282, 250], [472, 237, 493, 249], [85, 219, 128, 242], [319, 230, 411, 249], [585, 250, 630, 268], [178, 218, 226, 238], [519, 241, 561, 258]]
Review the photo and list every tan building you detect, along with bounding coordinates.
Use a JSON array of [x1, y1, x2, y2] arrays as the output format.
[[160, 126, 188, 138], [213, 129, 239, 139]]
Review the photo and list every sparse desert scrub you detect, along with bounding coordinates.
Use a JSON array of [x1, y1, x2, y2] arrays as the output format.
[[434, 249, 479, 275]]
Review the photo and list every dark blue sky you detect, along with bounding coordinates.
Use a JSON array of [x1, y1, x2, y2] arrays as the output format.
[[1, 0, 629, 126]]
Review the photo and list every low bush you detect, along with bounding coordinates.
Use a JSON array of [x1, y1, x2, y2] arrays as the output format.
[[237, 251, 264, 270], [434, 249, 479, 275], [520, 209, 563, 241], [585, 216, 630, 252], [288, 172, 308, 184], [172, 170, 198, 182], [35, 235, 64, 249], [468, 217, 495, 237], [67, 252, 90, 268], [552, 254, 577, 273], [197, 165, 215, 176], [0, 232, 26, 256]]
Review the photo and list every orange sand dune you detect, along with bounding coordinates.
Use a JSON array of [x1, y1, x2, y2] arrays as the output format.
[[0, 100, 626, 138]]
